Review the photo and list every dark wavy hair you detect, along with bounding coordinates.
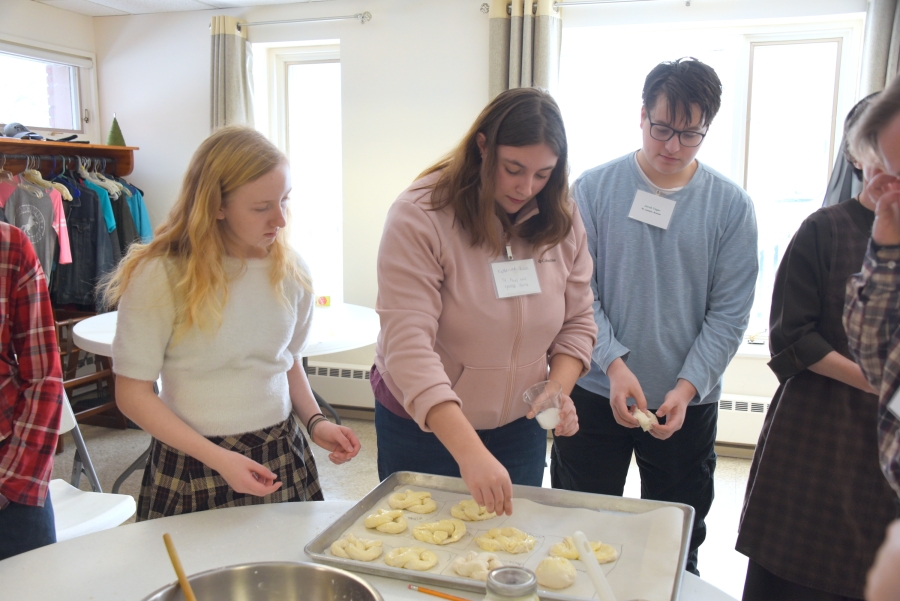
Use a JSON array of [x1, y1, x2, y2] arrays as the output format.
[[643, 57, 723, 127], [417, 87, 571, 256]]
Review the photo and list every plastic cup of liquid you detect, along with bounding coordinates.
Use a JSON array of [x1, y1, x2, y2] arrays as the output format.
[[523, 380, 562, 430]]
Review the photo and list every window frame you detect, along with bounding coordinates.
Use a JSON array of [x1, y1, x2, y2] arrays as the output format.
[[0, 33, 100, 141]]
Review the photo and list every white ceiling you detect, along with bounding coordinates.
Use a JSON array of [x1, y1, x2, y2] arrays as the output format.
[[33, 0, 332, 17]]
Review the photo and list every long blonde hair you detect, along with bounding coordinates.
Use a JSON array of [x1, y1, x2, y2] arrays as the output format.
[[102, 126, 311, 339]]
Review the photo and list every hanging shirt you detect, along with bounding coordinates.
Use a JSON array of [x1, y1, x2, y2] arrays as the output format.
[[125, 185, 153, 243], [82, 180, 117, 234], [47, 188, 72, 264], [1, 180, 59, 277]]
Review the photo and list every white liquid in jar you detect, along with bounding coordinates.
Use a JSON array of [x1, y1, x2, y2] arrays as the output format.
[[536, 407, 560, 429]]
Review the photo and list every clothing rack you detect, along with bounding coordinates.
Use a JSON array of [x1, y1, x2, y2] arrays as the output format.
[[0, 138, 138, 179]]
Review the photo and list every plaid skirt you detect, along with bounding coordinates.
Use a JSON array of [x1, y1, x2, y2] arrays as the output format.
[[136, 414, 323, 521]]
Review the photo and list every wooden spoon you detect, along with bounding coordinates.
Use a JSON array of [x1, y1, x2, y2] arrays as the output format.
[[163, 533, 198, 601]]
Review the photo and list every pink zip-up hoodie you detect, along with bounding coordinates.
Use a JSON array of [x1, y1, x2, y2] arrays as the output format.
[[374, 172, 597, 431]]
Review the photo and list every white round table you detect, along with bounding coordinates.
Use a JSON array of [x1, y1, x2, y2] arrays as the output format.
[[0, 501, 735, 600], [72, 303, 380, 358]]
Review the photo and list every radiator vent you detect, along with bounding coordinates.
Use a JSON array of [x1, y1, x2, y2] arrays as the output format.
[[719, 394, 769, 413], [306, 365, 370, 380]]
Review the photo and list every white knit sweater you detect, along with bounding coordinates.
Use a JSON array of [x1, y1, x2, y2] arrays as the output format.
[[112, 255, 313, 436]]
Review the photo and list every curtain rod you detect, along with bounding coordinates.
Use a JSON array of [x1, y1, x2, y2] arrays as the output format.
[[483, 0, 687, 15], [237, 12, 372, 30]]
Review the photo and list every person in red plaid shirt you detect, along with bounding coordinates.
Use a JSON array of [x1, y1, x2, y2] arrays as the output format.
[[0, 220, 63, 561]]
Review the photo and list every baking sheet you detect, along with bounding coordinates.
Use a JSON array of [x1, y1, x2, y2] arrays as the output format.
[[305, 472, 693, 601]]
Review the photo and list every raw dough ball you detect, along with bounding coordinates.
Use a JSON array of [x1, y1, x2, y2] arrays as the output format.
[[536, 556, 577, 589], [549, 536, 618, 564], [413, 519, 467, 545], [475, 527, 537, 554], [450, 551, 504, 581], [451, 499, 497, 521], [388, 489, 438, 514], [364, 508, 408, 534], [384, 546, 439, 571], [329, 534, 383, 561], [633, 407, 659, 432]]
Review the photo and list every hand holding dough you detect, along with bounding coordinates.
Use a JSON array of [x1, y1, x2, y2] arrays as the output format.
[[329, 534, 383, 561], [413, 519, 467, 545], [388, 489, 438, 514], [550, 536, 618, 564], [384, 546, 438, 571], [632, 407, 659, 432], [475, 527, 536, 554], [450, 551, 504, 581], [364, 508, 408, 534], [451, 499, 497, 521], [536, 556, 577, 589]]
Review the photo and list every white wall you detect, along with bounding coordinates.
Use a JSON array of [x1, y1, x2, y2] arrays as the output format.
[[0, 0, 95, 53], [92, 0, 488, 366]]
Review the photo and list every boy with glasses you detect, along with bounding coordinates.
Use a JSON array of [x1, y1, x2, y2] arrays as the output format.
[[550, 57, 758, 574]]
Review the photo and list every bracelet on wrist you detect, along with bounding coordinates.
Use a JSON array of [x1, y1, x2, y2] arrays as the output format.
[[307, 415, 329, 439], [305, 412, 326, 432]]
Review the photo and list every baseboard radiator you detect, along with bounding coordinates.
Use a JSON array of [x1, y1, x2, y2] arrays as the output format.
[[306, 362, 375, 409], [306, 363, 771, 446], [716, 393, 769, 446]]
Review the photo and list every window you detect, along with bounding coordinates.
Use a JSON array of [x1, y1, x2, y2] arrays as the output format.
[[0, 37, 97, 136], [558, 14, 864, 337], [255, 43, 344, 304]]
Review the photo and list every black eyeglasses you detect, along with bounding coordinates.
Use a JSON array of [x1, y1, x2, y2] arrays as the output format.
[[647, 118, 707, 148]]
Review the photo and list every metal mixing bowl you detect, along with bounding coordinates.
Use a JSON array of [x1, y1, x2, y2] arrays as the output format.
[[141, 561, 384, 601]]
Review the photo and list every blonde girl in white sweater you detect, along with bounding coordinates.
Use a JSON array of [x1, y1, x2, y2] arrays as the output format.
[[103, 127, 360, 520]]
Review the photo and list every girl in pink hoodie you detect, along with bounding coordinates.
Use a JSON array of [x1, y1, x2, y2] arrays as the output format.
[[372, 88, 597, 516]]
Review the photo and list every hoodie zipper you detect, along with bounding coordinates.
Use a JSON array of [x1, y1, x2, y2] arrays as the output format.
[[499, 293, 525, 427]]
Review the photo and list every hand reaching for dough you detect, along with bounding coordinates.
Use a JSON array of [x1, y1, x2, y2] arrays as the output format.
[[552, 393, 579, 437], [210, 449, 283, 496], [311, 421, 361, 464], [458, 449, 514, 517]]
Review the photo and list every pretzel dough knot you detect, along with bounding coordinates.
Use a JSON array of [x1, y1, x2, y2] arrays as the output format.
[[384, 546, 438, 571], [536, 556, 577, 589], [450, 551, 504, 581], [550, 536, 618, 564], [329, 534, 383, 561], [388, 489, 438, 514], [364, 508, 408, 534], [475, 527, 537, 554], [413, 519, 467, 545], [450, 499, 497, 521]]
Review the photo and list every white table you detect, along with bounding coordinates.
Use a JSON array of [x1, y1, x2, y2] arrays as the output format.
[[71, 304, 380, 492], [72, 303, 381, 358], [0, 501, 736, 601]]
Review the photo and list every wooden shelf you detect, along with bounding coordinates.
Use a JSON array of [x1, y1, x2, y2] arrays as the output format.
[[0, 138, 139, 177]]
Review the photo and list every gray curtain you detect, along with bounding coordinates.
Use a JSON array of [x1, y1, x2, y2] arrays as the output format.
[[860, 0, 900, 96], [210, 16, 254, 131], [489, 0, 562, 100]]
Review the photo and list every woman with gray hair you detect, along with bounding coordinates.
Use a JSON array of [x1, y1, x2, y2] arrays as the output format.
[[737, 94, 897, 601]]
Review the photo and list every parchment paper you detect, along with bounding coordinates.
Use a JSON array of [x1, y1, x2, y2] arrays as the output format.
[[328, 484, 683, 601]]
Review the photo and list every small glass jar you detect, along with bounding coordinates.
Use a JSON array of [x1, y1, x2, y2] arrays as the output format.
[[484, 566, 540, 601]]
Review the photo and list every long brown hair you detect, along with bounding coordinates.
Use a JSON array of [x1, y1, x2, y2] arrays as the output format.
[[419, 87, 572, 256], [102, 126, 311, 340]]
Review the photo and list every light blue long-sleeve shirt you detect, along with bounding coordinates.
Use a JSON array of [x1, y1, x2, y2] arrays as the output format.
[[575, 153, 758, 408]]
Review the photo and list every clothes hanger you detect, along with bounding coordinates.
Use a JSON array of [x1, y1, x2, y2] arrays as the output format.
[[45, 156, 73, 201], [22, 156, 54, 189], [16, 157, 45, 197], [0, 156, 13, 182]]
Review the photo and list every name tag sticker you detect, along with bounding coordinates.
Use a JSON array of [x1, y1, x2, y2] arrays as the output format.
[[888, 387, 900, 419], [628, 189, 676, 230], [491, 259, 542, 299]]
